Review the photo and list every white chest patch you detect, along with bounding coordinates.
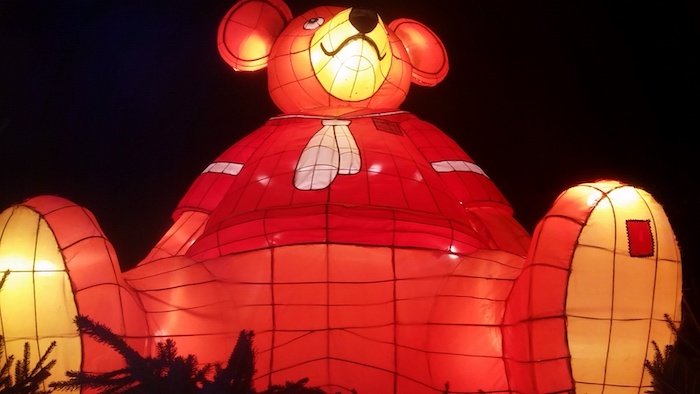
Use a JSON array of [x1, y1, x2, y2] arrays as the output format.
[[294, 119, 360, 190]]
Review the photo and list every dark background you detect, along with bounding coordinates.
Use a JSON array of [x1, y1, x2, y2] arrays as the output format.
[[1, 1, 697, 287]]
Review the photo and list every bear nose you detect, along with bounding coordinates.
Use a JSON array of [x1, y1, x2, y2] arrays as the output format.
[[349, 8, 378, 34]]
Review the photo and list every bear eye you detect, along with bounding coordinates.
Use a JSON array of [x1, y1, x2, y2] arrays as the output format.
[[304, 17, 324, 30]]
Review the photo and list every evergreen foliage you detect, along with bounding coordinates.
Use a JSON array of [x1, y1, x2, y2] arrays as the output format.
[[645, 283, 700, 394], [0, 270, 57, 394], [0, 341, 57, 394], [259, 378, 326, 394], [201, 330, 255, 394], [49, 315, 213, 393], [49, 315, 326, 394], [6, 264, 700, 394]]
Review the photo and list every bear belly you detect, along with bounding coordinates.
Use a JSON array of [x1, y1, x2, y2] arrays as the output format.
[[127, 243, 523, 393]]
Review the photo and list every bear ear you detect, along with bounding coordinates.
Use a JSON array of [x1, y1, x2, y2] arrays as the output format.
[[388, 19, 449, 86], [217, 0, 293, 72]]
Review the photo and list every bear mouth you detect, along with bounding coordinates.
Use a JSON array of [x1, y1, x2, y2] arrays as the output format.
[[320, 33, 386, 61]]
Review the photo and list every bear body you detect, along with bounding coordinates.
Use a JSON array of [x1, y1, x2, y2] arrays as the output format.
[[0, 1, 682, 393], [123, 109, 530, 392]]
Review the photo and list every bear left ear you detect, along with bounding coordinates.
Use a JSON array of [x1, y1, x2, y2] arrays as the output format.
[[217, 0, 293, 72], [388, 19, 449, 86]]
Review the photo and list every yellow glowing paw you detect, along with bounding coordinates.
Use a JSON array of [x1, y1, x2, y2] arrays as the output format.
[[0, 195, 149, 388]]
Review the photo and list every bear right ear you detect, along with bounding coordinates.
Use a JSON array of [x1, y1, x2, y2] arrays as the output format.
[[388, 18, 448, 86], [217, 0, 292, 72]]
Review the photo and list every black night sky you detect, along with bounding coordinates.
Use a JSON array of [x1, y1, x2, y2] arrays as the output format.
[[1, 1, 697, 286]]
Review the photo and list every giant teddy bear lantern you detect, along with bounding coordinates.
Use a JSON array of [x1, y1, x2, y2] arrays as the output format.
[[0, 1, 683, 393]]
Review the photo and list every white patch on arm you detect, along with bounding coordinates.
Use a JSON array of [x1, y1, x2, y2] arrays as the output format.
[[202, 161, 244, 175], [431, 160, 488, 178]]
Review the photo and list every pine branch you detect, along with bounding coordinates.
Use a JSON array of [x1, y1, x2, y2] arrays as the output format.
[[14, 342, 31, 384], [50, 315, 149, 393], [52, 317, 325, 394], [53, 316, 214, 394], [0, 271, 56, 394], [260, 378, 327, 394], [30, 342, 56, 378], [0, 270, 10, 292], [73, 316, 147, 374], [645, 288, 700, 394], [0, 338, 57, 394], [204, 330, 256, 394], [50, 369, 134, 392], [0, 354, 14, 387]]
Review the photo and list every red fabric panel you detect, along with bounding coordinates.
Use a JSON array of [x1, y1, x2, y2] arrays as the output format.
[[401, 117, 513, 211], [502, 186, 587, 392], [183, 112, 523, 259], [529, 318, 568, 361], [465, 207, 530, 255], [140, 211, 208, 262], [532, 358, 574, 393], [627, 219, 654, 257], [124, 243, 526, 393], [389, 19, 449, 86], [217, 0, 291, 71], [24, 197, 104, 248], [267, 7, 412, 114], [174, 123, 278, 218], [526, 216, 582, 269], [8, 101, 556, 393], [19, 196, 150, 378]]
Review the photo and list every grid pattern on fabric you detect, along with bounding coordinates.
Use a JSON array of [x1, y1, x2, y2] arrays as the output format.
[[182, 112, 508, 259], [503, 182, 683, 393], [125, 243, 524, 393]]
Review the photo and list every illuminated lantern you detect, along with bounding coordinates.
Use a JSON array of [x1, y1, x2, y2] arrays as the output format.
[[0, 1, 682, 393], [0, 197, 150, 392], [504, 181, 682, 393]]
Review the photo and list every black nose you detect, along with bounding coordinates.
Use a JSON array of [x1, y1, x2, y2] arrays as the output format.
[[349, 8, 378, 34]]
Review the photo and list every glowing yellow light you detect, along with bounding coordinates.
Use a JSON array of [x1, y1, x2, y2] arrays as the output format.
[[608, 186, 640, 206], [564, 181, 681, 393], [34, 259, 62, 277], [0, 206, 81, 393], [0, 255, 31, 272], [310, 8, 392, 101], [586, 190, 604, 207], [236, 32, 269, 71]]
